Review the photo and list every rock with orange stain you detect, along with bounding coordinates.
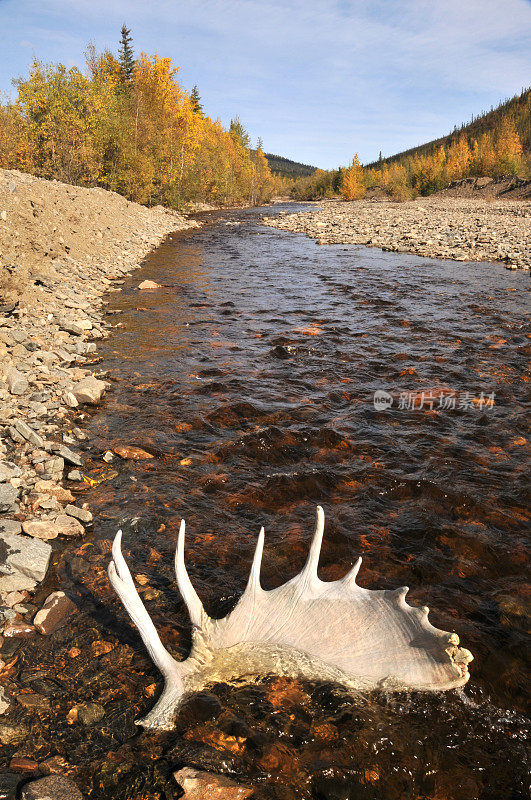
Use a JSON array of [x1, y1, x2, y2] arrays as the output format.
[[310, 721, 339, 741], [113, 445, 154, 460], [363, 767, 380, 783], [267, 677, 308, 709], [399, 367, 418, 376], [135, 574, 150, 586], [68, 647, 81, 658], [511, 436, 526, 446], [259, 742, 301, 777], [91, 640, 114, 657], [180, 458, 192, 466], [173, 767, 253, 799], [184, 725, 246, 756]]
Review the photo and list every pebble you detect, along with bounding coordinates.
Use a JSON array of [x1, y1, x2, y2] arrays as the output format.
[[0, 773, 21, 800]]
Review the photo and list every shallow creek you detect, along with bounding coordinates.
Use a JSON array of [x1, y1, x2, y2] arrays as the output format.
[[6, 205, 529, 799]]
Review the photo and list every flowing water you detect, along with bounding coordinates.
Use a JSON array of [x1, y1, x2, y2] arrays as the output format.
[[7, 205, 529, 798]]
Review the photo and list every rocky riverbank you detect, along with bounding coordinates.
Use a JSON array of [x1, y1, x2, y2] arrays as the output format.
[[263, 196, 530, 270], [0, 169, 199, 796]]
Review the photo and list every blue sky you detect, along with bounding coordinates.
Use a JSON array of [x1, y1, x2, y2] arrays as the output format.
[[1, 0, 530, 169]]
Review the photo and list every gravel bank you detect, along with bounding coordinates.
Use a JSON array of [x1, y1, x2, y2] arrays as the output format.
[[263, 197, 530, 270], [0, 167, 198, 741]]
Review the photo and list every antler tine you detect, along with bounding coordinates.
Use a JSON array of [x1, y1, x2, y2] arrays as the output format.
[[300, 505, 325, 583], [108, 531, 180, 680], [246, 526, 265, 594], [342, 556, 362, 588], [175, 519, 206, 627]]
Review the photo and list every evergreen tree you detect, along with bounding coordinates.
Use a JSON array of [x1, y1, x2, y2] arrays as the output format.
[[118, 24, 135, 82], [256, 136, 264, 151], [229, 116, 251, 148], [190, 85, 202, 114]]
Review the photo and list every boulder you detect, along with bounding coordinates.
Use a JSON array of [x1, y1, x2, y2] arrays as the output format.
[[72, 377, 106, 405], [0, 533, 52, 592], [34, 591, 77, 635]]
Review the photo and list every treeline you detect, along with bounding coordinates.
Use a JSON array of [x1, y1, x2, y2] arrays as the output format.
[[0, 28, 280, 207], [291, 89, 530, 201]]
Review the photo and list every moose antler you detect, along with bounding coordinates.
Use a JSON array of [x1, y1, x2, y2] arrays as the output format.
[[108, 507, 473, 730]]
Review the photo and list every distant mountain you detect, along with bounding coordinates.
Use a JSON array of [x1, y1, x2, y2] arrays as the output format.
[[365, 87, 530, 168], [265, 153, 318, 178]]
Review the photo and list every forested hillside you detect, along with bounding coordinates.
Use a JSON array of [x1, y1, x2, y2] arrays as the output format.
[[292, 88, 530, 201], [265, 153, 317, 178], [365, 88, 530, 169], [0, 28, 280, 208]]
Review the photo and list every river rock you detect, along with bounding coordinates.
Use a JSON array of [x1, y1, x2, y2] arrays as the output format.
[[0, 485, 18, 514], [22, 520, 59, 540], [34, 591, 77, 635], [0, 773, 22, 800], [64, 504, 92, 523], [10, 419, 44, 448], [113, 444, 154, 460], [0, 463, 22, 482], [52, 445, 82, 467], [0, 520, 21, 535], [77, 702, 105, 726], [0, 533, 52, 592], [138, 279, 162, 289], [5, 367, 28, 396], [21, 775, 85, 800], [0, 687, 10, 715], [53, 514, 84, 536], [72, 377, 106, 405], [173, 768, 253, 799], [0, 723, 29, 746]]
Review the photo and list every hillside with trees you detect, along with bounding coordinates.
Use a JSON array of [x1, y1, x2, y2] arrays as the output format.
[[291, 88, 530, 201], [265, 153, 317, 178], [0, 28, 280, 208]]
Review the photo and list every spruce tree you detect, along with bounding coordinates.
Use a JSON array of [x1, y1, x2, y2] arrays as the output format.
[[118, 24, 135, 82], [190, 85, 203, 114]]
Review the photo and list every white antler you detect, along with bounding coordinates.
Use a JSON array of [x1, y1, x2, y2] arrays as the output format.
[[108, 509, 473, 731], [108, 530, 181, 682]]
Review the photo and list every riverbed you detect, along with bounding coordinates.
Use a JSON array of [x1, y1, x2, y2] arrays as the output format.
[[5, 204, 529, 799]]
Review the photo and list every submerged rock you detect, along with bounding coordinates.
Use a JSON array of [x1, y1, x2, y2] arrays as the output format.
[[33, 591, 77, 635], [173, 767, 253, 799], [21, 775, 85, 800]]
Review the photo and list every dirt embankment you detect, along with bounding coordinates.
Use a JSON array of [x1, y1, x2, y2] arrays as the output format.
[[0, 169, 198, 694], [264, 196, 530, 270]]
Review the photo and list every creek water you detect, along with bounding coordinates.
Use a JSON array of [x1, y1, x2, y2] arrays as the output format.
[[8, 205, 529, 799]]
